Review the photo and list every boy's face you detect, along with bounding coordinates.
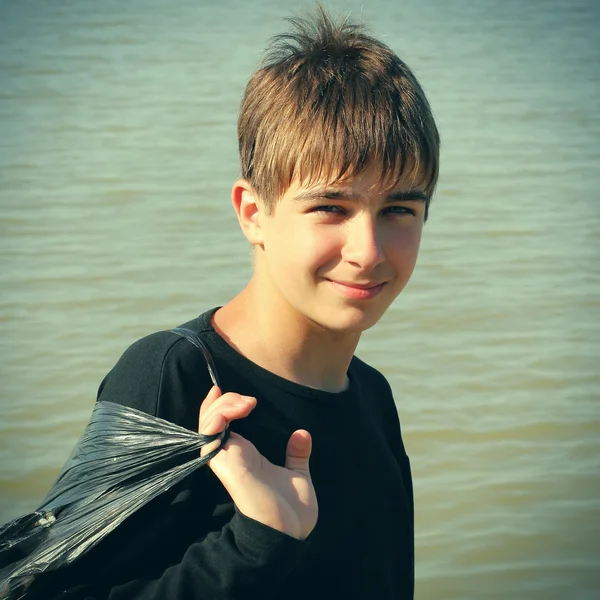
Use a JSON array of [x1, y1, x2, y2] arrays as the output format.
[[254, 164, 427, 334]]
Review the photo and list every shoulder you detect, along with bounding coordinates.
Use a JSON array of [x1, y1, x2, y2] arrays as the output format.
[[96, 316, 215, 428], [350, 355, 394, 399], [350, 355, 407, 451]]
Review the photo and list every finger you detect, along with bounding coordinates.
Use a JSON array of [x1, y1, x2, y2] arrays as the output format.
[[200, 412, 229, 458], [200, 404, 248, 436], [199, 385, 222, 422], [200, 395, 256, 435], [199, 400, 255, 460], [284, 429, 312, 477]]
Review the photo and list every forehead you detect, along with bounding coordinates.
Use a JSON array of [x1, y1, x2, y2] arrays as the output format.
[[281, 162, 430, 200]]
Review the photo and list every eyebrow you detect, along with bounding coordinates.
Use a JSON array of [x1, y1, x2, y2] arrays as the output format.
[[292, 187, 430, 203]]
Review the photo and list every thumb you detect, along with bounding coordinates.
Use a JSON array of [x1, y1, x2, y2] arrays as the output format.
[[285, 429, 312, 477]]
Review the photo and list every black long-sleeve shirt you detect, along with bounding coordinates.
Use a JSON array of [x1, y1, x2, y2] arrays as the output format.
[[34, 308, 414, 599]]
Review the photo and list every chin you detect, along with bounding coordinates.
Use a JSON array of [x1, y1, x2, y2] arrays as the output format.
[[313, 306, 386, 335]]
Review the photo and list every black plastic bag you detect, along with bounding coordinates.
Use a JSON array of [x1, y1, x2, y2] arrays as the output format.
[[0, 328, 224, 599]]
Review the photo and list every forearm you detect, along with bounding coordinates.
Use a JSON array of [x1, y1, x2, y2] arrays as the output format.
[[98, 509, 308, 600]]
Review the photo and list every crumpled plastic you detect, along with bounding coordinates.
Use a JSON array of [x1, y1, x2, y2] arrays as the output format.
[[0, 328, 225, 600]]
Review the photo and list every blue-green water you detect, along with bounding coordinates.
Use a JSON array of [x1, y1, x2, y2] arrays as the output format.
[[1, 1, 599, 598]]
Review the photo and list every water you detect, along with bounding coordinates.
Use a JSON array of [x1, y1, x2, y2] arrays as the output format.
[[1, 0, 599, 597]]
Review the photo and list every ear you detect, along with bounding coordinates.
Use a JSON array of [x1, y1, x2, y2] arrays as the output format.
[[231, 179, 265, 247]]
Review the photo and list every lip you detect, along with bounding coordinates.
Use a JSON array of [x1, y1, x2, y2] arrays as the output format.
[[327, 279, 386, 300], [334, 281, 383, 289]]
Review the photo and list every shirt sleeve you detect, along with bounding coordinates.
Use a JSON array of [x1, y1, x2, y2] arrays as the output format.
[[39, 332, 309, 600], [96, 509, 309, 600], [377, 373, 415, 557]]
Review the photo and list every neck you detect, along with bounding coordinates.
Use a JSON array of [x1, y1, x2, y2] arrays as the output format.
[[213, 277, 360, 393]]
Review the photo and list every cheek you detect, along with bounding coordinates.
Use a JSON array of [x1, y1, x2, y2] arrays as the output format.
[[387, 226, 422, 268], [305, 230, 345, 273], [283, 226, 342, 270], [265, 227, 324, 282]]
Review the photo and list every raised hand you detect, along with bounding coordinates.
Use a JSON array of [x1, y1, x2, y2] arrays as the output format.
[[198, 386, 318, 541]]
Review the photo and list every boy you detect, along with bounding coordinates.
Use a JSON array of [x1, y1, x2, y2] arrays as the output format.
[[36, 6, 439, 600]]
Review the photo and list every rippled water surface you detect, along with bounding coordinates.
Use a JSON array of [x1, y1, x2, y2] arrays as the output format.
[[1, 0, 599, 598]]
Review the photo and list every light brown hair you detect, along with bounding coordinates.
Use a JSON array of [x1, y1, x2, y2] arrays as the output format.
[[238, 5, 440, 220]]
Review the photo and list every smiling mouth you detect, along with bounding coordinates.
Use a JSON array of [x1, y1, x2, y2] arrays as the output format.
[[333, 281, 384, 289], [327, 279, 386, 299]]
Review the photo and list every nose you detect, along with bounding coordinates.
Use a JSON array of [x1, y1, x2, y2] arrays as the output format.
[[341, 214, 385, 270]]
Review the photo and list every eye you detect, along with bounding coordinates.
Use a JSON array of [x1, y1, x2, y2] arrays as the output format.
[[382, 205, 416, 217], [311, 205, 347, 216]]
